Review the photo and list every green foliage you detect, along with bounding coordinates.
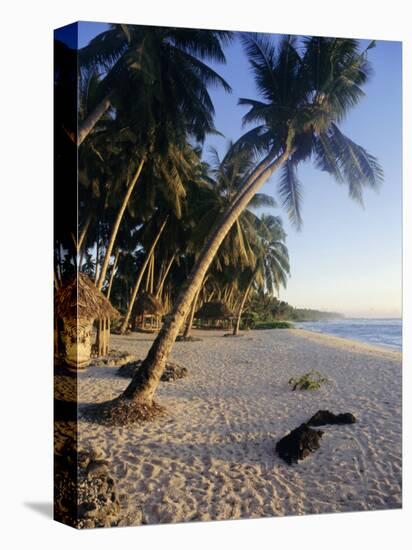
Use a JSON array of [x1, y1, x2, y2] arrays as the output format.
[[291, 308, 343, 321], [247, 292, 342, 323], [238, 34, 383, 229], [288, 370, 329, 391], [254, 321, 292, 329], [56, 29, 381, 334]]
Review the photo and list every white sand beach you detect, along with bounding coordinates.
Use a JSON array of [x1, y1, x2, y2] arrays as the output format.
[[76, 328, 402, 525]]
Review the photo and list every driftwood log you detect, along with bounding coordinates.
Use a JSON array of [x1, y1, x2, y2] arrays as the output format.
[[307, 410, 356, 426]]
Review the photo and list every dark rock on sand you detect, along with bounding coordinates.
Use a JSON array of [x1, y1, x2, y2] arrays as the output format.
[[116, 360, 188, 382], [162, 362, 188, 381], [307, 410, 356, 426], [91, 349, 138, 368], [176, 335, 203, 342], [86, 459, 110, 478], [115, 360, 142, 378], [276, 423, 324, 465]]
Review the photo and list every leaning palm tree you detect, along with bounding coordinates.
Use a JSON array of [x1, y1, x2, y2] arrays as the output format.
[[98, 34, 383, 423], [180, 143, 275, 339]]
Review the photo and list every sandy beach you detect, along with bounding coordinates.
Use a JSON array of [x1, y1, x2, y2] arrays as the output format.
[[73, 328, 402, 525]]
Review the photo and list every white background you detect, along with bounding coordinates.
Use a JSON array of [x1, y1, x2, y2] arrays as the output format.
[[0, 0, 410, 548]]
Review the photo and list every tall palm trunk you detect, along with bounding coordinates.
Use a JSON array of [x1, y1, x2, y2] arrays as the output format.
[[76, 215, 92, 271], [207, 290, 215, 302], [78, 96, 112, 146], [77, 214, 92, 254], [96, 158, 145, 291], [122, 148, 292, 405], [155, 254, 176, 299], [145, 253, 152, 292], [145, 253, 155, 293], [94, 236, 100, 284], [233, 269, 257, 336], [119, 218, 168, 334], [106, 249, 120, 300]]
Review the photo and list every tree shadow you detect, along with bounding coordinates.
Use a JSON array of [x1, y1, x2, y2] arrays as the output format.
[[125, 433, 282, 468]]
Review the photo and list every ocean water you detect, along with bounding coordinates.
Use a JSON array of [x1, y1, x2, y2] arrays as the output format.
[[294, 318, 402, 351]]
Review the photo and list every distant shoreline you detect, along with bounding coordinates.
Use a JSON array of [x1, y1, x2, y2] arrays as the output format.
[[288, 315, 402, 323], [289, 327, 402, 358]]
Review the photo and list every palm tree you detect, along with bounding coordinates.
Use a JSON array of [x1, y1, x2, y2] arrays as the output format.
[[233, 214, 290, 335], [119, 216, 168, 333], [118, 142, 209, 332], [99, 34, 383, 422], [256, 214, 290, 294], [78, 24, 232, 144], [79, 25, 232, 290], [180, 143, 275, 339]]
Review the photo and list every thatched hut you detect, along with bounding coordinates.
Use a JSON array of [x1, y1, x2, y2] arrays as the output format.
[[132, 291, 164, 331], [195, 301, 234, 329], [54, 273, 119, 368]]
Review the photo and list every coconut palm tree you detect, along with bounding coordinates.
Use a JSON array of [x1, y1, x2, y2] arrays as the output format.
[[180, 144, 275, 339], [233, 214, 290, 335], [98, 34, 383, 422], [79, 25, 232, 290], [78, 24, 232, 143], [255, 214, 290, 294]]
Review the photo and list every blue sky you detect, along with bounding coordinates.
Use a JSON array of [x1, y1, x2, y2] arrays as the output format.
[[61, 22, 402, 318]]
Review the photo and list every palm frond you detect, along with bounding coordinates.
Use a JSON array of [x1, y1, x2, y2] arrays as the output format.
[[331, 124, 384, 203], [249, 193, 277, 209], [278, 160, 303, 229]]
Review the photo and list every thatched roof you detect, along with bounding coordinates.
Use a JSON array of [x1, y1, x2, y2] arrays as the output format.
[[196, 301, 234, 320], [55, 272, 120, 320], [133, 292, 164, 316]]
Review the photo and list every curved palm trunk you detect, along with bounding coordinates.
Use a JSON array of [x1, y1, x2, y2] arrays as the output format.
[[106, 249, 120, 300], [96, 158, 145, 291], [119, 218, 168, 334], [78, 96, 112, 146], [122, 148, 292, 405], [233, 270, 256, 336], [182, 284, 202, 339]]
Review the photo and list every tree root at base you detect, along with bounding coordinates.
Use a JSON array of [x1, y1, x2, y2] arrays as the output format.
[[83, 397, 165, 426]]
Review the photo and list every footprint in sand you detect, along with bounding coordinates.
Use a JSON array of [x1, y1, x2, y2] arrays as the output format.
[[141, 462, 160, 478]]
